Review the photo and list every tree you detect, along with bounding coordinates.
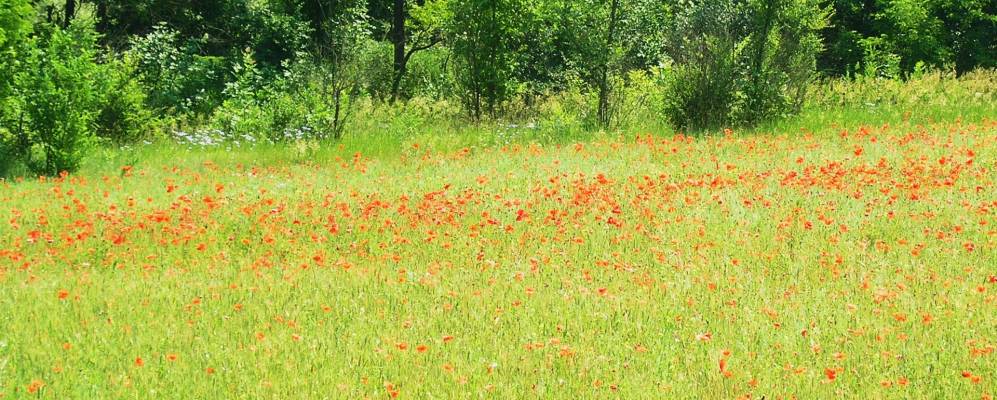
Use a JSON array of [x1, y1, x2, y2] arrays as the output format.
[[294, 0, 370, 138], [818, 0, 995, 75], [448, 0, 528, 119], [932, 0, 995, 73], [547, 0, 666, 128], [389, 0, 447, 102], [596, 0, 621, 127], [662, 0, 828, 130], [4, 22, 105, 175]]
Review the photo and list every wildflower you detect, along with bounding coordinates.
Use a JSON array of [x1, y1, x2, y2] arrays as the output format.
[[825, 368, 837, 382], [26, 380, 44, 393]]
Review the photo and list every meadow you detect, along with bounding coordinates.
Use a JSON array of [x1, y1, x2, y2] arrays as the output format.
[[3, 0, 997, 397], [2, 107, 996, 399]]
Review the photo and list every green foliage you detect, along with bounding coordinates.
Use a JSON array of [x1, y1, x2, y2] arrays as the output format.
[[357, 40, 409, 101], [808, 68, 997, 111], [1, 16, 155, 176], [932, 0, 996, 73], [818, 0, 995, 75], [94, 57, 157, 144], [0, 0, 34, 175], [875, 0, 948, 72], [397, 46, 456, 99], [857, 36, 901, 78], [662, 0, 828, 131], [0, 0, 33, 113], [448, 0, 527, 118], [293, 0, 370, 64], [97, 0, 307, 67], [208, 52, 348, 143], [357, 40, 455, 100], [0, 0, 32, 52], [101, 1, 311, 117], [127, 25, 230, 116], [547, 0, 666, 84], [5, 22, 103, 175]]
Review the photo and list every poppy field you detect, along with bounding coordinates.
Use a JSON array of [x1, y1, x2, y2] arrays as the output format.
[[1, 119, 996, 399]]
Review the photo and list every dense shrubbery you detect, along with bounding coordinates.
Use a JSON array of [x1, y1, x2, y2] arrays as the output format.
[[1, 17, 153, 176], [11, 23, 103, 175], [820, 0, 995, 75], [0, 0, 994, 177], [127, 25, 230, 116], [661, 0, 827, 131], [208, 52, 346, 143]]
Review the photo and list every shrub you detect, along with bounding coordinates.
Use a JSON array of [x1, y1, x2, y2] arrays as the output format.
[[807, 68, 997, 111], [128, 24, 230, 116], [94, 57, 157, 144], [858, 36, 902, 79], [208, 52, 343, 143], [1, 18, 155, 176], [355, 40, 396, 101], [5, 22, 104, 175], [356, 40, 456, 101], [662, 0, 828, 131]]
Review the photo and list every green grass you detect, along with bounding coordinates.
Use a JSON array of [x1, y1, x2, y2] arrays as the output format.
[[1, 109, 996, 398]]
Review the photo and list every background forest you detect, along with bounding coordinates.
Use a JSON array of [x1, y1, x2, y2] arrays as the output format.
[[0, 0, 995, 175]]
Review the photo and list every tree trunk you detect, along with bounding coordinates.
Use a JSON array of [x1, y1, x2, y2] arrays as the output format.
[[333, 88, 343, 140], [597, 0, 621, 128], [390, 0, 407, 102], [751, 1, 776, 86], [64, 0, 76, 28], [96, 1, 109, 35]]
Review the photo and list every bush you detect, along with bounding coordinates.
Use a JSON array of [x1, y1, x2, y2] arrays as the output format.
[[94, 57, 157, 144], [128, 24, 230, 116], [0, 18, 155, 176], [356, 40, 456, 101], [662, 0, 828, 131], [5, 23, 103, 175], [208, 52, 343, 143]]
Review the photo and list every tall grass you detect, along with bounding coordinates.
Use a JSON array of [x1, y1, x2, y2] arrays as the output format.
[[1, 116, 995, 398]]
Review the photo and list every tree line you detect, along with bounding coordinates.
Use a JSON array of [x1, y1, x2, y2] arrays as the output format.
[[1, 0, 994, 174]]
